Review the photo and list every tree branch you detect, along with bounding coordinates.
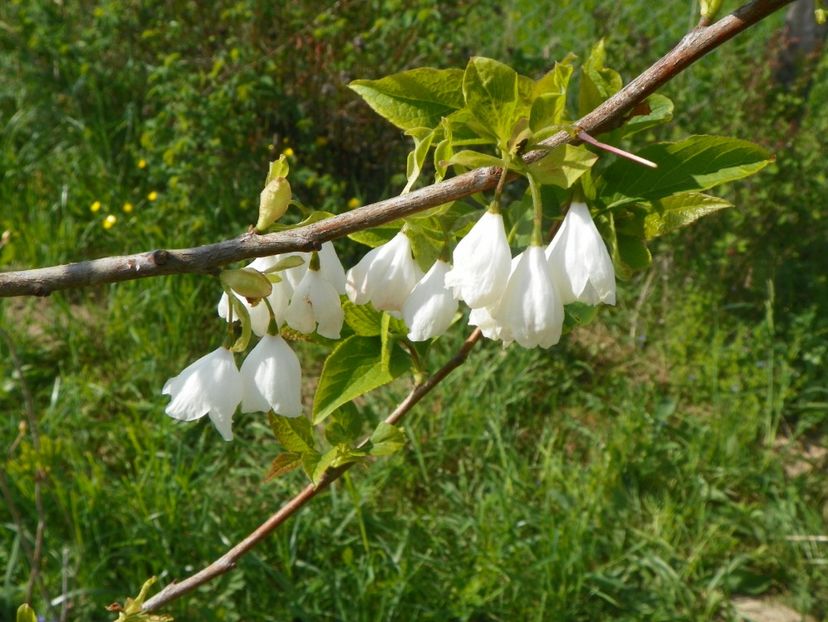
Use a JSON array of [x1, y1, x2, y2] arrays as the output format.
[[141, 328, 482, 612], [0, 0, 793, 299]]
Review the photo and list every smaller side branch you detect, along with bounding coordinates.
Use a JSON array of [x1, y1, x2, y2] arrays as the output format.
[[141, 328, 482, 613]]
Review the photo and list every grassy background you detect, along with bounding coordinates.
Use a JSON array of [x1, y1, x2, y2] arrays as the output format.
[[1, 1, 827, 620]]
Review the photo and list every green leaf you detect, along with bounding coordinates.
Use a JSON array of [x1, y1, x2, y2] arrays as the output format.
[[611, 94, 673, 139], [264, 452, 304, 481], [228, 293, 253, 353], [403, 128, 436, 193], [528, 144, 598, 188], [264, 154, 289, 184], [644, 193, 732, 239], [369, 422, 406, 456], [268, 412, 315, 454], [17, 604, 37, 622], [578, 39, 622, 116], [324, 402, 363, 445], [312, 447, 339, 485], [615, 234, 652, 274], [462, 57, 520, 145], [268, 210, 336, 233], [444, 149, 504, 170], [109, 577, 174, 621], [348, 224, 400, 248], [343, 300, 383, 336], [530, 56, 574, 131], [349, 67, 464, 131], [313, 336, 409, 424], [562, 302, 600, 335], [599, 135, 773, 202]]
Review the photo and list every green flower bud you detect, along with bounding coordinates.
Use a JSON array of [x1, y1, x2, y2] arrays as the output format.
[[256, 177, 291, 232], [220, 268, 273, 300]]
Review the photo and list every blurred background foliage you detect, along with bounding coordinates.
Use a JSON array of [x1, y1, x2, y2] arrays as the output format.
[[0, 0, 826, 620]]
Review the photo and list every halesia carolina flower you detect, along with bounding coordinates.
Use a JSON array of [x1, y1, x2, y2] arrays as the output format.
[[444, 211, 511, 309], [162, 347, 243, 441], [240, 334, 302, 417], [545, 202, 616, 305], [346, 231, 423, 312], [284, 267, 344, 339], [318, 241, 347, 295], [402, 260, 458, 341], [492, 246, 564, 349]]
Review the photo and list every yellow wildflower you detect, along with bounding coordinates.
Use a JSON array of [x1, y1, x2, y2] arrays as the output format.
[[282, 147, 294, 158], [90, 200, 101, 213], [138, 159, 147, 169], [147, 191, 158, 202], [347, 197, 361, 209], [103, 214, 117, 230], [122, 202, 134, 214]]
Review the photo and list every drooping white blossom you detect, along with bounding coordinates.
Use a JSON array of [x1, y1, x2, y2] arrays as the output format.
[[345, 231, 423, 312], [402, 260, 458, 341], [284, 267, 344, 339], [493, 246, 564, 348], [545, 202, 616, 305], [318, 241, 347, 295], [162, 347, 243, 441], [444, 211, 511, 308], [240, 334, 302, 417]]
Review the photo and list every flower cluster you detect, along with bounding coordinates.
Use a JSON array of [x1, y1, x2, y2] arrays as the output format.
[[163, 242, 346, 440], [464, 202, 615, 347], [163, 202, 615, 440]]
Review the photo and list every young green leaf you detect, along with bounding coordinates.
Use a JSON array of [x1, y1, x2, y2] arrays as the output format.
[[369, 422, 406, 456], [644, 193, 733, 239], [609, 94, 674, 139], [599, 135, 773, 203], [403, 128, 436, 193], [324, 402, 363, 445], [462, 57, 520, 146], [528, 144, 598, 189], [578, 40, 622, 117], [264, 452, 304, 481], [530, 57, 575, 131], [268, 412, 315, 454], [349, 67, 464, 131], [313, 336, 410, 424], [343, 300, 383, 336]]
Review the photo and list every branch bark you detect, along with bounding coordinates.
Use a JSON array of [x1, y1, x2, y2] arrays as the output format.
[[0, 0, 794, 299]]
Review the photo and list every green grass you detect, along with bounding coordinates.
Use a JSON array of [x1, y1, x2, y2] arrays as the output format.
[[1, 0, 827, 620]]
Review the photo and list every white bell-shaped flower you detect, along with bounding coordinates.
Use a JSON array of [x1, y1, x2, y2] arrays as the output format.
[[444, 211, 511, 309], [162, 347, 243, 441], [545, 202, 616, 305], [240, 334, 302, 417], [284, 266, 344, 339], [402, 260, 458, 341], [345, 231, 423, 312], [493, 246, 564, 349], [318, 241, 347, 295]]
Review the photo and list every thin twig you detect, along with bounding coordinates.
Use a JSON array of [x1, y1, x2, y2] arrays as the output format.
[[577, 130, 658, 168], [0, 0, 794, 299], [141, 328, 482, 612]]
